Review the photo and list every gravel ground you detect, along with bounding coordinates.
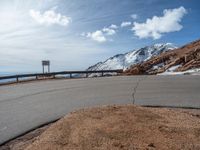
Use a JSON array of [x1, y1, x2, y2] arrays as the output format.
[[1, 105, 200, 150]]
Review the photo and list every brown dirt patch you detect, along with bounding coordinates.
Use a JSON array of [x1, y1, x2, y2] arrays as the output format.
[[21, 105, 200, 150]]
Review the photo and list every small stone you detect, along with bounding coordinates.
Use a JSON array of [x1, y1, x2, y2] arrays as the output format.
[[148, 143, 155, 148]]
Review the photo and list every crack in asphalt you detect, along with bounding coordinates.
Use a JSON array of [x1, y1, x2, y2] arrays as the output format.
[[132, 76, 147, 104]]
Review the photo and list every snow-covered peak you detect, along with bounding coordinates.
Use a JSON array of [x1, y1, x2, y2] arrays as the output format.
[[87, 43, 176, 71]]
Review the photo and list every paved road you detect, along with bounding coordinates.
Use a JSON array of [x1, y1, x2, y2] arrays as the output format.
[[0, 75, 200, 145]]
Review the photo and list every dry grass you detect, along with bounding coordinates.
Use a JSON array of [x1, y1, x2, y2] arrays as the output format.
[[23, 105, 200, 150]]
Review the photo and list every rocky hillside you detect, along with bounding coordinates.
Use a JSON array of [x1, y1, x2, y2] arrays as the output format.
[[87, 43, 176, 71], [125, 39, 200, 75]]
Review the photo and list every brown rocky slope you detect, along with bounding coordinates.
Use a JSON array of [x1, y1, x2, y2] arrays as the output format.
[[125, 39, 200, 75]]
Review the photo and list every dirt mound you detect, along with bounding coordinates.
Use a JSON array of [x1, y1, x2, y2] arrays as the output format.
[[24, 105, 200, 150], [125, 39, 200, 75]]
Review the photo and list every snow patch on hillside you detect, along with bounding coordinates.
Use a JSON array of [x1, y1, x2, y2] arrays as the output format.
[[159, 68, 200, 75], [87, 43, 176, 71]]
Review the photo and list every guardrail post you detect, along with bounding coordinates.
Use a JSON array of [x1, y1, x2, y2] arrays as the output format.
[[86, 73, 88, 78], [16, 76, 19, 82], [101, 72, 104, 77], [70, 73, 72, 78], [36, 75, 38, 80]]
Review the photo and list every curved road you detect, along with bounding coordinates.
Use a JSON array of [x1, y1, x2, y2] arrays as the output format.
[[0, 75, 200, 144]]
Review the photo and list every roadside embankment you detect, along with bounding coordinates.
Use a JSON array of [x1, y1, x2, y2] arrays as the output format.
[[1, 105, 200, 150]]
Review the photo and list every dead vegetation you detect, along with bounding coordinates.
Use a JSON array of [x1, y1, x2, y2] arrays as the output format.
[[16, 105, 200, 150]]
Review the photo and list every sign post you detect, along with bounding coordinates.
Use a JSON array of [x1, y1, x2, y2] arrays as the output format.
[[42, 60, 50, 74]]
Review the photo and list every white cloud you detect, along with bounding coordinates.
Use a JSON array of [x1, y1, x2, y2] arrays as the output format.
[[132, 6, 187, 40], [131, 14, 138, 19], [109, 24, 118, 29], [29, 9, 71, 26], [84, 24, 118, 43], [86, 30, 106, 43], [102, 27, 116, 35], [121, 21, 132, 27]]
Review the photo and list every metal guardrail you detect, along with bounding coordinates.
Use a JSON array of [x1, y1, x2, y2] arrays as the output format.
[[0, 70, 123, 83]]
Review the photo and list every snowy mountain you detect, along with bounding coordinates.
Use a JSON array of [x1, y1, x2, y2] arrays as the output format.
[[87, 43, 176, 71], [125, 39, 200, 75]]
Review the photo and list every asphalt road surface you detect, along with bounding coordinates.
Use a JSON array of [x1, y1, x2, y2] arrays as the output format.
[[0, 75, 200, 145]]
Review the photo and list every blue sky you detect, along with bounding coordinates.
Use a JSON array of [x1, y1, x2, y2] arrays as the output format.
[[0, 0, 199, 73]]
